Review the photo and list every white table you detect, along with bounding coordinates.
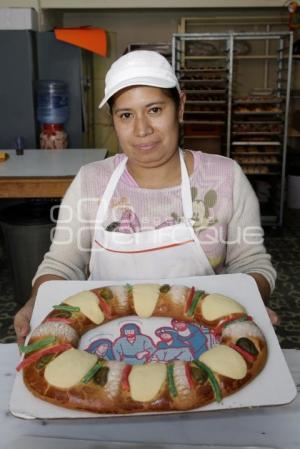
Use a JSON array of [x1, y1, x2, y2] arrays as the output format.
[[0, 149, 107, 198], [2, 344, 300, 449]]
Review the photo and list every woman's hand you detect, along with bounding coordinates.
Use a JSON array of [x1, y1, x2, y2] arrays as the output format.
[[13, 274, 66, 345], [14, 297, 35, 345], [266, 307, 280, 326], [248, 273, 280, 326]]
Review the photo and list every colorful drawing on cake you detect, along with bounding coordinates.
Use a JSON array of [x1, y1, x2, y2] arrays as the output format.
[[84, 319, 217, 365], [112, 323, 156, 364], [170, 319, 208, 358], [151, 326, 194, 362], [86, 338, 114, 360]]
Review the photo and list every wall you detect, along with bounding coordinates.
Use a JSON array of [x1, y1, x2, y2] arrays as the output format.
[[64, 10, 191, 153], [63, 8, 289, 53]]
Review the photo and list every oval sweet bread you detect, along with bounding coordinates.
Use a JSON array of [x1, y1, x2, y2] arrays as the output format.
[[17, 283, 268, 414]]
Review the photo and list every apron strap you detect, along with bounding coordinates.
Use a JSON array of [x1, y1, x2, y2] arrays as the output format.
[[179, 149, 193, 220], [95, 155, 128, 225], [96, 150, 193, 225]]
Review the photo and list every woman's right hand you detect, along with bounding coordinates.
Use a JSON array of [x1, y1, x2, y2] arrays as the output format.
[[13, 274, 66, 346], [14, 297, 35, 345]]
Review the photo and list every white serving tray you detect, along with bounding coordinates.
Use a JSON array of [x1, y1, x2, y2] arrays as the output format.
[[5, 436, 278, 449], [9, 274, 297, 419]]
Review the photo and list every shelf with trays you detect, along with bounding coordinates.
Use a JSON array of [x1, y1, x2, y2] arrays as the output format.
[[232, 141, 282, 146], [180, 79, 227, 84], [184, 120, 225, 125], [229, 33, 292, 226], [242, 169, 281, 175], [184, 110, 226, 114], [231, 103, 285, 142], [233, 110, 283, 116], [232, 131, 282, 135], [233, 98, 284, 105], [180, 68, 227, 74], [232, 152, 281, 156], [183, 89, 227, 95], [234, 106, 283, 111], [233, 156, 281, 164], [173, 31, 293, 226], [185, 100, 226, 105], [172, 33, 231, 158], [233, 120, 283, 123]]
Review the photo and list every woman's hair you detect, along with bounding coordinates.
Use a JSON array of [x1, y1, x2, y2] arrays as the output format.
[[107, 87, 181, 114]]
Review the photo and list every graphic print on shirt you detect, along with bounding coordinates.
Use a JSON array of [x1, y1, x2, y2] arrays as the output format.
[[105, 187, 218, 234], [105, 196, 138, 232], [190, 187, 218, 231]]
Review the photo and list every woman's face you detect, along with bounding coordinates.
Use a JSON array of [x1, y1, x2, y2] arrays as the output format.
[[112, 86, 184, 169]]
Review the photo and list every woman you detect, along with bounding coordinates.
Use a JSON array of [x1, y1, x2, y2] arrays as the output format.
[[14, 50, 277, 344]]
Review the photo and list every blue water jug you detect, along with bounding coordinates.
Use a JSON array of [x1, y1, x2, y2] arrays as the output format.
[[37, 80, 69, 125]]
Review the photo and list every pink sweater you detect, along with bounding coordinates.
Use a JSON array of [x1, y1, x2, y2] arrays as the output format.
[[34, 151, 276, 291]]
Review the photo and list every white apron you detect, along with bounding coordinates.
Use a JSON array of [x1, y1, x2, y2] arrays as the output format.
[[89, 150, 214, 281]]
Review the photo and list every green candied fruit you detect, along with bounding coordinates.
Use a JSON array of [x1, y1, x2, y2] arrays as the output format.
[[53, 305, 80, 313], [53, 310, 72, 319], [236, 337, 258, 356], [190, 366, 208, 384], [36, 354, 54, 369], [159, 284, 170, 293], [94, 367, 109, 386], [100, 287, 113, 301], [20, 336, 56, 354]]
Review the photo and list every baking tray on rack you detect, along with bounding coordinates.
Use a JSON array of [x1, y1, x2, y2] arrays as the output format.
[[185, 111, 226, 115], [184, 120, 225, 125], [232, 132, 283, 136], [233, 99, 283, 104], [233, 120, 283, 124], [186, 100, 226, 105], [235, 161, 280, 165], [181, 68, 227, 72], [232, 152, 281, 156], [233, 111, 283, 115], [185, 89, 227, 94], [180, 79, 227, 84], [242, 171, 281, 176], [232, 141, 281, 146]]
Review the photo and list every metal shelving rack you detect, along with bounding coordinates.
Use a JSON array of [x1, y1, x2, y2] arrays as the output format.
[[172, 31, 293, 226], [172, 33, 233, 156]]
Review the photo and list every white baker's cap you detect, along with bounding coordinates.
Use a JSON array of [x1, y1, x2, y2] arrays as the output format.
[[98, 50, 180, 109]]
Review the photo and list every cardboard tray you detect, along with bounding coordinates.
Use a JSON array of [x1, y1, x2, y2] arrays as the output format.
[[9, 274, 297, 419], [5, 436, 279, 449]]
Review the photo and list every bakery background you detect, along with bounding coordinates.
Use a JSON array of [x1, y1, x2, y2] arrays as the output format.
[[0, 2, 300, 349]]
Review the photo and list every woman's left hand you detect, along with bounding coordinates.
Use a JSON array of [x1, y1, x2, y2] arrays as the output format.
[[266, 307, 280, 326]]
